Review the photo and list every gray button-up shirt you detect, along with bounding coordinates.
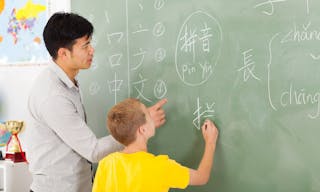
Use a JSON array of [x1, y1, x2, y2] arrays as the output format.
[[26, 61, 123, 192]]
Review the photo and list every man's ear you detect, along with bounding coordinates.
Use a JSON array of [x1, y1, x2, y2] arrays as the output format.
[[57, 47, 69, 59]]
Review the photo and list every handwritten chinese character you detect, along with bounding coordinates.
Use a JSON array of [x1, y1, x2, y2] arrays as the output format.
[[132, 74, 152, 103], [108, 73, 123, 104], [199, 22, 212, 52], [254, 0, 287, 16], [193, 97, 215, 130], [238, 49, 261, 82]]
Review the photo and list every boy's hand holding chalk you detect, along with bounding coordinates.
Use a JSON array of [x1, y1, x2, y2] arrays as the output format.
[[201, 119, 219, 146]]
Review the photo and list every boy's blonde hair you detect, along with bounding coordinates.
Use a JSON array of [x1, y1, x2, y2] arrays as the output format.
[[107, 98, 146, 146]]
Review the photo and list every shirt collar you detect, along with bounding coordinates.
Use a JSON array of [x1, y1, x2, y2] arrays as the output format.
[[49, 60, 78, 89]]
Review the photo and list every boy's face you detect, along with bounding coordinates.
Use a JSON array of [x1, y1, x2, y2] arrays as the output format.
[[141, 103, 155, 138]]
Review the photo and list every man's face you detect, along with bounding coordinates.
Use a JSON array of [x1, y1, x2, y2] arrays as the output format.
[[68, 35, 94, 70]]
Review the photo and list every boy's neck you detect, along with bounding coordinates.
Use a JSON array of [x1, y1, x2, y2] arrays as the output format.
[[122, 140, 148, 154]]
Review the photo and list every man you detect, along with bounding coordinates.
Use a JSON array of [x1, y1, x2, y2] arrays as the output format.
[[26, 12, 166, 192]]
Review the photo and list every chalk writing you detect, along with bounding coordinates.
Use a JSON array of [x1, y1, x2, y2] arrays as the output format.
[[238, 49, 261, 82], [104, 11, 110, 24], [107, 32, 124, 44], [154, 48, 166, 63], [109, 53, 123, 67], [132, 24, 149, 34], [199, 23, 212, 52], [267, 33, 279, 111], [180, 25, 197, 61], [89, 82, 101, 96], [154, 0, 165, 10], [193, 97, 215, 130], [175, 11, 222, 86], [280, 83, 320, 119], [254, 0, 287, 16], [267, 31, 320, 119], [108, 73, 123, 104], [131, 48, 146, 71], [310, 53, 320, 60], [153, 22, 166, 37], [133, 74, 152, 103], [281, 21, 320, 43], [154, 80, 167, 99], [138, 3, 143, 11]]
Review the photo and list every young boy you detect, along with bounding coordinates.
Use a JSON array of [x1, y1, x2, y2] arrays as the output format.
[[92, 98, 219, 192]]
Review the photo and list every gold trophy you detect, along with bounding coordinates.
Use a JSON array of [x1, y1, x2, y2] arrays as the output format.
[[2, 121, 27, 162]]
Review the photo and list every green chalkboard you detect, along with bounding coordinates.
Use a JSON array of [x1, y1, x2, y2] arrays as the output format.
[[72, 0, 320, 191]]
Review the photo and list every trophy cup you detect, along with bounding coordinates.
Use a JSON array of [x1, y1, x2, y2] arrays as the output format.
[[4, 121, 27, 162]]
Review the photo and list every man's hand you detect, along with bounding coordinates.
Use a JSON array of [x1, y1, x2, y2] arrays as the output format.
[[148, 99, 167, 128]]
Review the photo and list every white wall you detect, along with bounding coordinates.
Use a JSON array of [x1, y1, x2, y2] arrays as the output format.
[[0, 66, 46, 153], [0, 66, 45, 120]]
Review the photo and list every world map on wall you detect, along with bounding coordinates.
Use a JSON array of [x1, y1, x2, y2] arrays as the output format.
[[0, 0, 48, 64]]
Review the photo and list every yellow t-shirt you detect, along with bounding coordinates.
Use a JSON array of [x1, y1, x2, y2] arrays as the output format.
[[92, 151, 189, 192]]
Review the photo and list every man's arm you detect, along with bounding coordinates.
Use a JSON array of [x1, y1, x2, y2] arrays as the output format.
[[148, 98, 167, 128], [189, 120, 219, 185], [41, 95, 122, 163]]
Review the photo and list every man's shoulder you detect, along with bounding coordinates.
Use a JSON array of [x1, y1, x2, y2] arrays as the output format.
[[30, 67, 67, 96], [31, 67, 56, 88]]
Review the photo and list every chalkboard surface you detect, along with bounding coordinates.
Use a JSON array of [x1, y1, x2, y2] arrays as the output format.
[[72, 0, 320, 191]]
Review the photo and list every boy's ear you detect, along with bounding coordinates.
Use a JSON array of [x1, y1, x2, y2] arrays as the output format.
[[138, 125, 146, 134]]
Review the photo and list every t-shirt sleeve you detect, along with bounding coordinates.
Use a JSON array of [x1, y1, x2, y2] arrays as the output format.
[[157, 155, 190, 189], [92, 159, 108, 192]]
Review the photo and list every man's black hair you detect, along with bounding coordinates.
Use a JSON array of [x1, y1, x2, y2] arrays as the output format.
[[43, 12, 94, 60]]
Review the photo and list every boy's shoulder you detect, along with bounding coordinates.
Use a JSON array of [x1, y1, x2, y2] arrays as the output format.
[[100, 151, 171, 163], [100, 151, 121, 161]]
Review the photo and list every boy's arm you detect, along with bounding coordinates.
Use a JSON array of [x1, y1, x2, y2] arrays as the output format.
[[189, 120, 218, 185]]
